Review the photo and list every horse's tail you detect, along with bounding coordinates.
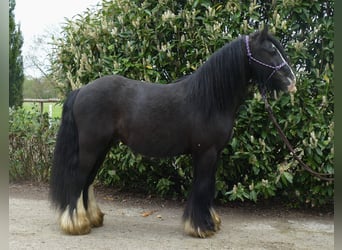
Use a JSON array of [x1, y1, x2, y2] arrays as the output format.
[[49, 89, 81, 212]]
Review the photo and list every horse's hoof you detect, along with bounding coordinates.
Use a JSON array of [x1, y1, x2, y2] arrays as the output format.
[[88, 209, 105, 228], [183, 219, 217, 238], [183, 207, 221, 238], [59, 208, 92, 235], [58, 194, 92, 235], [210, 208, 221, 231]]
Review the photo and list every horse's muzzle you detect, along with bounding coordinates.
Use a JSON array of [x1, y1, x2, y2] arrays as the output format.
[[287, 77, 297, 93]]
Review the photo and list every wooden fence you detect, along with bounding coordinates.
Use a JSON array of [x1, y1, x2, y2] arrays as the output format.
[[23, 98, 60, 114]]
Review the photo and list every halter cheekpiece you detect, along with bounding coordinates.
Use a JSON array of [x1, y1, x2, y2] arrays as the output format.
[[245, 35, 288, 83]]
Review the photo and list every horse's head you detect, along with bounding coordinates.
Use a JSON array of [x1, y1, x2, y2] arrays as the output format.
[[246, 27, 297, 93]]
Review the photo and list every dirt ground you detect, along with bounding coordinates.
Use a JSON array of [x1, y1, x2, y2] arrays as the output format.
[[9, 182, 334, 250]]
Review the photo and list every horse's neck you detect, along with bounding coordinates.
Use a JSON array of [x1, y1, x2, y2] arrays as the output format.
[[184, 76, 250, 119]]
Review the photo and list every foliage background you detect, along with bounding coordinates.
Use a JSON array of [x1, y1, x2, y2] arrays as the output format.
[[9, 107, 59, 182], [10, 0, 334, 207]]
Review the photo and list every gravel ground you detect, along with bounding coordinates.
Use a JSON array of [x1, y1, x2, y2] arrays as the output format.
[[9, 182, 334, 250]]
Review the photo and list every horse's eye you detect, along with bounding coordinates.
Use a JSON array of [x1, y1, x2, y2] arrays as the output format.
[[268, 44, 277, 54]]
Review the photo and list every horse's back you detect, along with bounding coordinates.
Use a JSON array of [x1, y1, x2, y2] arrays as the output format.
[[72, 75, 193, 157]]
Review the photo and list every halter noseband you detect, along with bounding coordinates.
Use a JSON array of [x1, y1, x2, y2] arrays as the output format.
[[245, 35, 288, 83]]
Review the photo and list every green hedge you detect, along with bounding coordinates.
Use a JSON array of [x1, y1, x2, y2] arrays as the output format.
[[43, 0, 334, 207], [9, 107, 59, 182]]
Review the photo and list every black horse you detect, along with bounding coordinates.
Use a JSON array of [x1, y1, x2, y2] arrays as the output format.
[[50, 28, 296, 238]]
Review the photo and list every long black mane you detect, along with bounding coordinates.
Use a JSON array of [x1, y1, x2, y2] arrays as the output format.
[[184, 36, 249, 116]]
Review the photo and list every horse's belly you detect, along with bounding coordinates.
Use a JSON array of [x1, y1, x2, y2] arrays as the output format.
[[122, 131, 189, 158]]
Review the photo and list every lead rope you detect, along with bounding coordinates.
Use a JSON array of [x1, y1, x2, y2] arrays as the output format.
[[259, 87, 334, 181]]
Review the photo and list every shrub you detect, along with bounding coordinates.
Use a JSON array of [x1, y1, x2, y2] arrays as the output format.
[[97, 143, 193, 198], [9, 107, 59, 182], [49, 0, 333, 207]]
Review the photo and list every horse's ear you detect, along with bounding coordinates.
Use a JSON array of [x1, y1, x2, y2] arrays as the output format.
[[258, 24, 269, 42]]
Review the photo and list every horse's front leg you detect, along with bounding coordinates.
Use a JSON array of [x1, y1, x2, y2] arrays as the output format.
[[183, 147, 221, 238]]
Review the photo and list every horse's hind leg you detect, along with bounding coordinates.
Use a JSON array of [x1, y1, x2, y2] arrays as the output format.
[[81, 147, 113, 228], [58, 164, 94, 235], [183, 147, 221, 238], [84, 184, 104, 228], [59, 136, 112, 235]]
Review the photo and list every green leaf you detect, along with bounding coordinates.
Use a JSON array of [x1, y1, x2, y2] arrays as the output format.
[[283, 172, 293, 184]]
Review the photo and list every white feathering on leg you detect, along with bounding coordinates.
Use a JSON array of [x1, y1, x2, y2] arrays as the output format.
[[59, 191, 91, 235], [86, 184, 104, 227]]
